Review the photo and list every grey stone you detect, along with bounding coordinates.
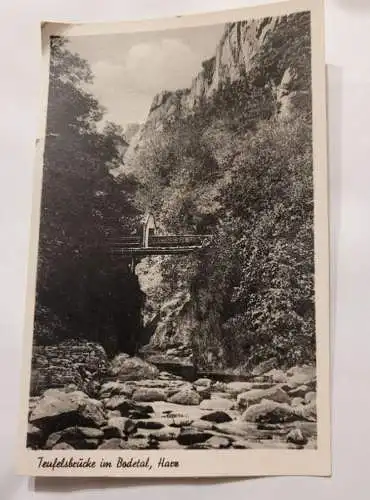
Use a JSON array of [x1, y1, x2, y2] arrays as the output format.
[[177, 428, 213, 446], [237, 386, 290, 409], [167, 390, 201, 406], [29, 390, 105, 433], [132, 388, 167, 402], [200, 411, 233, 424], [286, 428, 308, 445]]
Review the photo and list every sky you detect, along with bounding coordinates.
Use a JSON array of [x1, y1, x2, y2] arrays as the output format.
[[67, 23, 225, 131]]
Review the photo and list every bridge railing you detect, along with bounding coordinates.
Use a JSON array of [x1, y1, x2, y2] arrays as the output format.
[[148, 235, 209, 248], [108, 234, 211, 249], [110, 236, 142, 248]]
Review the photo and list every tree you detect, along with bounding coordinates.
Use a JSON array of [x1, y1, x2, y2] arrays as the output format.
[[35, 37, 142, 354]]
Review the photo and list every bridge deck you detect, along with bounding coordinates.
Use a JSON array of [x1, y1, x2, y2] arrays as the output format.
[[109, 233, 211, 257], [110, 246, 202, 256]]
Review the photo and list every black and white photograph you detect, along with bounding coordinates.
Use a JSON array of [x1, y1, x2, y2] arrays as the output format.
[[19, 0, 330, 477]]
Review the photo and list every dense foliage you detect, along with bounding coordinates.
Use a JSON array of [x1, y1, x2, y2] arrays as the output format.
[[127, 12, 315, 369], [35, 37, 142, 355]]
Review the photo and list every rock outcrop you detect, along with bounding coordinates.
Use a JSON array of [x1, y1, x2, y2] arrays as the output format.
[[30, 340, 108, 396], [125, 14, 308, 170], [123, 13, 312, 366]]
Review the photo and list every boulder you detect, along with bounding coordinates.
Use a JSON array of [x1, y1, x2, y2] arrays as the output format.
[[119, 438, 151, 450], [305, 391, 316, 404], [45, 431, 64, 449], [99, 381, 134, 399], [109, 356, 159, 381], [288, 385, 310, 399], [74, 427, 104, 439], [136, 420, 165, 430], [286, 365, 316, 388], [132, 388, 167, 403], [286, 428, 308, 446], [194, 378, 212, 388], [213, 381, 227, 392], [207, 436, 231, 449], [53, 442, 74, 450], [242, 400, 309, 423], [65, 384, 79, 393], [28, 397, 41, 417], [104, 396, 131, 415], [295, 421, 317, 439], [45, 426, 104, 449], [195, 386, 212, 400], [291, 397, 305, 407], [224, 382, 253, 396], [29, 390, 106, 433], [200, 411, 233, 424], [149, 427, 181, 441], [232, 440, 253, 449], [250, 382, 274, 390], [177, 428, 213, 446], [106, 410, 122, 420], [218, 421, 278, 441], [199, 398, 234, 411], [237, 386, 290, 409], [263, 369, 288, 384], [27, 424, 43, 449], [107, 417, 137, 436], [166, 382, 194, 397], [293, 401, 317, 421], [251, 358, 277, 377], [128, 406, 153, 420], [215, 421, 259, 438], [167, 390, 201, 406], [134, 379, 172, 388], [191, 420, 214, 431], [101, 425, 122, 439]]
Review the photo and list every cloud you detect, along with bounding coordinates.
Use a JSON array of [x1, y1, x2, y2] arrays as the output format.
[[68, 25, 225, 127], [124, 38, 200, 94], [88, 39, 202, 127]]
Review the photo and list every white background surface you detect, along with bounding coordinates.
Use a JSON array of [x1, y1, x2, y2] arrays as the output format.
[[0, 0, 369, 497]]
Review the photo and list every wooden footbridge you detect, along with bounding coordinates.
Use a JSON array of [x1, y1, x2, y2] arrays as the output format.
[[110, 213, 211, 272]]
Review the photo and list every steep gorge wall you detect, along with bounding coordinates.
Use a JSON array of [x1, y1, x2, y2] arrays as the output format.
[[124, 13, 312, 366], [125, 14, 308, 166]]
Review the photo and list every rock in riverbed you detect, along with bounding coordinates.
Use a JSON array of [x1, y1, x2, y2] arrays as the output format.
[[29, 390, 106, 433], [237, 386, 290, 409], [177, 428, 213, 446], [132, 388, 168, 402], [110, 356, 159, 381], [201, 411, 233, 424], [242, 400, 308, 423], [286, 428, 308, 445], [167, 389, 201, 406]]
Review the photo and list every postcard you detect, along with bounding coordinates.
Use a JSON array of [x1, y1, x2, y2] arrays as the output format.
[[17, 0, 330, 477]]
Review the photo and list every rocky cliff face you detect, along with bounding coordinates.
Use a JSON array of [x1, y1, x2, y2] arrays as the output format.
[[124, 13, 311, 364], [125, 15, 306, 166]]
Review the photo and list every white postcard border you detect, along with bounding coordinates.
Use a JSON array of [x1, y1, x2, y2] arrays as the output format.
[[17, 0, 331, 478]]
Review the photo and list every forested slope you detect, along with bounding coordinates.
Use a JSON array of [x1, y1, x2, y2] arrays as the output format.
[[124, 12, 314, 370]]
